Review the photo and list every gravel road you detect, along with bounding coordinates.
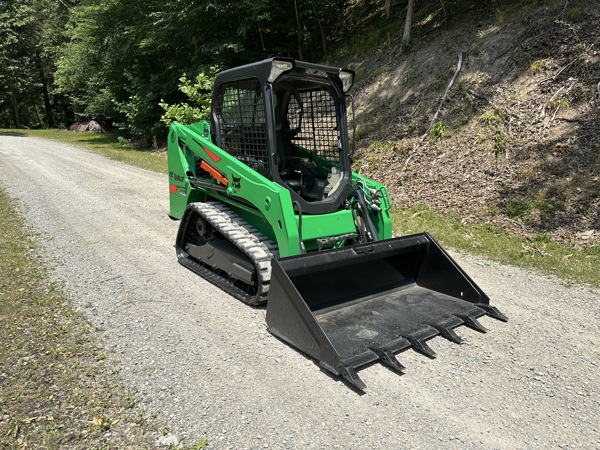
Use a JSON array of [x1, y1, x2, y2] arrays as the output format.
[[1, 134, 599, 449]]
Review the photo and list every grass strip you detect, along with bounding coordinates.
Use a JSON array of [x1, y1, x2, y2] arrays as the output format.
[[0, 188, 156, 449], [393, 205, 599, 288]]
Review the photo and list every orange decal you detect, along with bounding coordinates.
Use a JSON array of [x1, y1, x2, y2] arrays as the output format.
[[202, 145, 221, 163], [200, 160, 228, 187]]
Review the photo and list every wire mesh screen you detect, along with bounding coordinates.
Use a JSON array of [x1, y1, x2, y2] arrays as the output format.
[[216, 79, 270, 171], [288, 90, 340, 166]]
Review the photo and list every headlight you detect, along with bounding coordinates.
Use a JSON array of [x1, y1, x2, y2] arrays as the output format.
[[339, 70, 354, 93], [268, 60, 294, 82]]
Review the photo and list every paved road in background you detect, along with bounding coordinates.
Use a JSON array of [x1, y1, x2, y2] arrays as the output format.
[[1, 134, 599, 449]]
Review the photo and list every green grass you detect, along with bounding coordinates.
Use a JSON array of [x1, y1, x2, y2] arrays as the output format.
[[528, 59, 546, 73], [0, 188, 157, 449], [505, 197, 532, 218], [427, 121, 447, 140], [393, 205, 600, 288], [0, 129, 167, 174]]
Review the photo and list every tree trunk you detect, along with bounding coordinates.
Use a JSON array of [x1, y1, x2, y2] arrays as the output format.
[[293, 0, 304, 60], [38, 55, 55, 128], [57, 93, 75, 125], [2, 105, 10, 127], [385, 0, 392, 18], [10, 89, 20, 128], [402, 0, 415, 46], [259, 27, 266, 51], [30, 94, 42, 126], [311, 4, 326, 58]]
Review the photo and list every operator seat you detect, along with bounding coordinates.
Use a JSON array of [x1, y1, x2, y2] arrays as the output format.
[[274, 85, 303, 194]]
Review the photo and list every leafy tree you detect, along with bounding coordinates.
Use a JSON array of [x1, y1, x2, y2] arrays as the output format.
[[0, 1, 39, 128], [159, 67, 219, 126], [0, 0, 345, 135], [0, 0, 74, 128]]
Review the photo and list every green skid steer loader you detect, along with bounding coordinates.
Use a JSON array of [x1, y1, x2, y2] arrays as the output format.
[[167, 57, 507, 390]]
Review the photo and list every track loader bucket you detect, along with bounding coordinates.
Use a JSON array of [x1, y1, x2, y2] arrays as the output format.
[[266, 233, 507, 390]]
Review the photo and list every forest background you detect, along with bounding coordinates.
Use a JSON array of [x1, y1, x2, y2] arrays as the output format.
[[1, 0, 372, 136]]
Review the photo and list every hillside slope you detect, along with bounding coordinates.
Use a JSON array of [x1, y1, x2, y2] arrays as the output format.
[[348, 0, 599, 248]]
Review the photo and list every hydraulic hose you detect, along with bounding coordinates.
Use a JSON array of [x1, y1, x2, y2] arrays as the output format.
[[293, 200, 305, 253], [355, 189, 379, 241]]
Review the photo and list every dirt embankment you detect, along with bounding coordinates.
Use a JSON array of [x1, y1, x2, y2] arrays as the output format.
[[350, 0, 600, 248]]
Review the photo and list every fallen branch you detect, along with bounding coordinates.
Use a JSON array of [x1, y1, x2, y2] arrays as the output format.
[[551, 105, 561, 121], [466, 88, 489, 102], [556, 117, 586, 123], [410, 210, 427, 219], [538, 61, 574, 85], [560, 0, 570, 17], [409, 96, 423, 118], [399, 53, 464, 182], [492, 26, 535, 63], [427, 52, 463, 131], [399, 149, 416, 177], [539, 85, 566, 120]]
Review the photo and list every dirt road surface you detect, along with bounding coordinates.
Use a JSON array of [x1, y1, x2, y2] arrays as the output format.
[[1, 134, 599, 449]]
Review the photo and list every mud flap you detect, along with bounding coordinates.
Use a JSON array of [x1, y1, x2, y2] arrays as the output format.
[[266, 233, 507, 390]]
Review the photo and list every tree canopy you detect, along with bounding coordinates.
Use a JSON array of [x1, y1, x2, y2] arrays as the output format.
[[0, 0, 412, 138]]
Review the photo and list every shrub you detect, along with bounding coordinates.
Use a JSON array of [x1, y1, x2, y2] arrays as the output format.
[[159, 67, 219, 126]]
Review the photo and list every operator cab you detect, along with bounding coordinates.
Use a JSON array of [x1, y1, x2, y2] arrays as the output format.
[[211, 57, 355, 215]]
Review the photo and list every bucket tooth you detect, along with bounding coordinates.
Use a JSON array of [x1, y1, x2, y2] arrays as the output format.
[[340, 365, 366, 391], [368, 347, 406, 373], [456, 314, 488, 333], [433, 325, 464, 344], [476, 304, 509, 322], [406, 337, 437, 359]]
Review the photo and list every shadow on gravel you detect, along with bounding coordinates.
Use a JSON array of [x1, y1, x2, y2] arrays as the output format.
[[71, 132, 123, 148], [0, 131, 27, 137]]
